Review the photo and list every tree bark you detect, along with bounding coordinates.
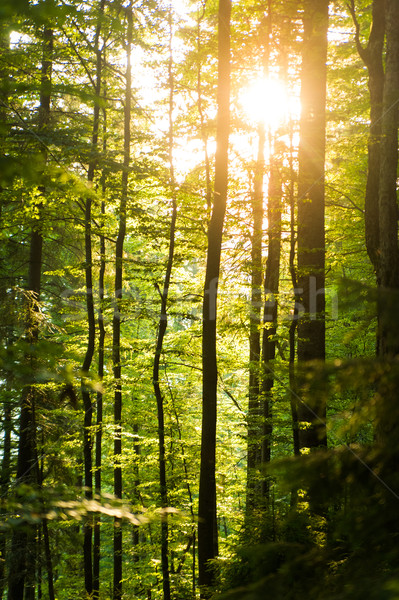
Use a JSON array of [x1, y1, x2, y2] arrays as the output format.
[[82, 1, 105, 594], [372, 0, 399, 528], [196, 4, 212, 213], [8, 24, 53, 600], [246, 124, 265, 514], [296, 0, 328, 451], [198, 0, 231, 595], [42, 517, 55, 600], [288, 119, 300, 458], [93, 215, 105, 600], [378, 0, 399, 295], [93, 46, 107, 600], [112, 5, 132, 599], [348, 0, 385, 276], [151, 8, 177, 600], [377, 0, 399, 364], [0, 400, 11, 599], [246, 0, 272, 516], [260, 154, 282, 501]]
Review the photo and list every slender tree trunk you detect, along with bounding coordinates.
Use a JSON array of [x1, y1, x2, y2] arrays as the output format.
[[93, 165, 106, 600], [38, 452, 55, 600], [246, 124, 265, 514], [196, 5, 212, 213], [151, 8, 178, 600], [246, 0, 273, 516], [0, 21, 9, 217], [82, 2, 105, 594], [288, 119, 300, 458], [0, 400, 11, 598], [37, 525, 42, 600], [41, 518, 55, 600], [131, 422, 140, 563], [8, 24, 53, 600], [296, 0, 328, 451], [198, 0, 231, 595], [82, 167, 95, 600], [260, 154, 281, 501], [93, 205, 105, 599], [93, 58, 107, 600], [112, 5, 132, 599], [36, 435, 55, 600]]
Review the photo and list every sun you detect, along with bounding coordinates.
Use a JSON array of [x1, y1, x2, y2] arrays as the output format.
[[239, 77, 292, 131]]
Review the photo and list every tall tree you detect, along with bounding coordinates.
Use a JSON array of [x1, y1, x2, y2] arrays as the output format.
[[198, 0, 231, 595], [375, 0, 399, 464], [348, 0, 385, 278], [374, 0, 399, 539], [377, 0, 399, 304], [260, 152, 282, 501], [296, 0, 329, 450], [81, 0, 105, 589], [8, 20, 53, 600], [112, 3, 132, 598], [246, 122, 265, 514], [246, 0, 272, 515], [0, 23, 12, 598], [93, 71, 107, 600], [152, 7, 177, 600]]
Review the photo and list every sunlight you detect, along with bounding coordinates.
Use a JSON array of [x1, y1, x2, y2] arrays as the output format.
[[239, 77, 291, 131]]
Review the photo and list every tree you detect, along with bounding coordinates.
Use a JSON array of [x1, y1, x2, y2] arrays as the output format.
[[348, 0, 385, 277], [81, 0, 105, 590], [378, 0, 399, 307], [296, 0, 329, 451], [198, 0, 231, 594], [260, 151, 282, 502], [151, 7, 178, 600], [112, 3, 133, 598], [376, 0, 399, 453], [8, 17, 53, 600]]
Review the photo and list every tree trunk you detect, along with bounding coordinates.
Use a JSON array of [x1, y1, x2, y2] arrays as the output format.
[[42, 516, 55, 600], [378, 0, 399, 297], [131, 422, 140, 565], [376, 0, 399, 378], [246, 0, 272, 517], [82, 1, 105, 593], [196, 5, 212, 213], [198, 0, 231, 595], [93, 50, 107, 600], [8, 24, 53, 600], [93, 210, 105, 600], [112, 5, 132, 599], [151, 8, 178, 600], [296, 0, 328, 451], [0, 21, 9, 218], [82, 174, 95, 599], [348, 0, 385, 277], [373, 0, 399, 529], [288, 120, 300, 457], [260, 154, 282, 501], [0, 400, 11, 598], [246, 124, 265, 514]]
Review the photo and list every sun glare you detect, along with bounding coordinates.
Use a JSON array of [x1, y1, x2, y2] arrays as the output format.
[[239, 78, 292, 130]]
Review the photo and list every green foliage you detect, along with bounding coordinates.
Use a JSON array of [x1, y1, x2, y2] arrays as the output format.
[[0, 0, 396, 598]]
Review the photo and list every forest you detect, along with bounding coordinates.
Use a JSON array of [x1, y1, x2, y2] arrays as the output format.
[[1, 0, 399, 598]]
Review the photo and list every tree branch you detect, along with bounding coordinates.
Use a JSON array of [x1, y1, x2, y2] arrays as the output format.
[[347, 0, 369, 63]]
